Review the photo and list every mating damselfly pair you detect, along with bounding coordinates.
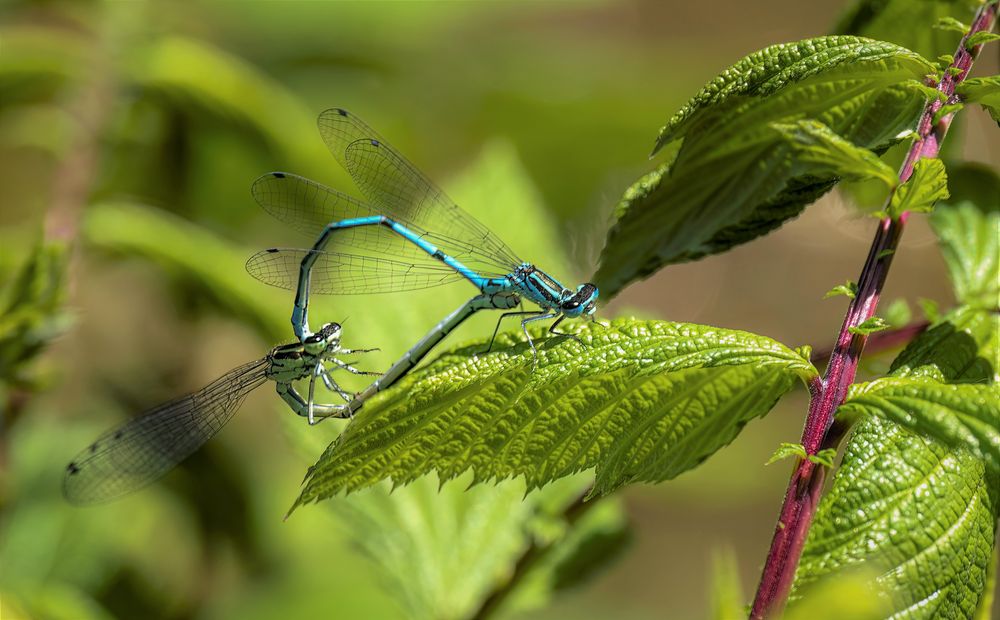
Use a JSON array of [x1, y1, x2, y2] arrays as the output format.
[[64, 108, 599, 505]]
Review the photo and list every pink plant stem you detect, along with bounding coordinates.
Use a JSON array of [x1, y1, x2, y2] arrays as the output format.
[[750, 4, 998, 618]]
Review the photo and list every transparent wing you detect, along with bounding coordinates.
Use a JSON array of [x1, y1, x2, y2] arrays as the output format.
[[317, 108, 522, 269], [246, 248, 468, 294], [252, 171, 517, 279], [63, 358, 270, 505], [252, 172, 437, 264]]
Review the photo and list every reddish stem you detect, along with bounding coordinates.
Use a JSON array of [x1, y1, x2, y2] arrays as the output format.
[[750, 4, 998, 618]]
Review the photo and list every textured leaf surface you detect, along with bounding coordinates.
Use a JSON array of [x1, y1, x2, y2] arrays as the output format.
[[596, 41, 931, 297], [795, 305, 1000, 618], [931, 196, 1000, 309], [294, 319, 816, 507], [652, 37, 932, 151], [841, 378, 1000, 478]]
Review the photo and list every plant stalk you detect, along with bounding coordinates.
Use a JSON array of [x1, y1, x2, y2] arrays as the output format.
[[749, 3, 998, 617]]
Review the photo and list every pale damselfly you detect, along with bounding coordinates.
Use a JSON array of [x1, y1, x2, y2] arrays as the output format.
[[64, 322, 376, 505]]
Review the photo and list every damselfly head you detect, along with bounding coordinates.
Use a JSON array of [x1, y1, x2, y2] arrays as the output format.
[[304, 322, 342, 354], [561, 283, 599, 318]]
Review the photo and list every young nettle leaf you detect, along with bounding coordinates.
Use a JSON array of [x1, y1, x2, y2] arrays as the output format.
[[292, 319, 817, 509], [884, 157, 949, 218], [771, 120, 897, 187], [596, 37, 933, 297], [933, 16, 970, 34], [765, 442, 808, 465], [840, 377, 1000, 479], [823, 281, 858, 300], [652, 36, 933, 152], [848, 316, 890, 336], [808, 448, 838, 468], [965, 31, 1000, 48], [956, 75, 1000, 123], [930, 199, 1000, 308], [932, 101, 963, 123]]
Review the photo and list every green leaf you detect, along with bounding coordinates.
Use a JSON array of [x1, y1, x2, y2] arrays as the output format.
[[766, 442, 808, 465], [83, 201, 289, 338], [796, 306, 1000, 616], [887, 157, 949, 218], [127, 37, 327, 174], [841, 377, 1000, 478], [930, 200, 1000, 308], [596, 42, 931, 297], [808, 448, 838, 468], [326, 473, 610, 620], [834, 0, 976, 60], [785, 567, 891, 620], [848, 316, 890, 336], [707, 547, 745, 620], [956, 75, 1000, 123], [918, 297, 941, 323], [933, 16, 970, 34], [652, 36, 933, 152], [883, 298, 911, 327], [795, 415, 999, 618], [966, 31, 1000, 48], [932, 101, 963, 123], [293, 319, 817, 508], [771, 120, 897, 187], [824, 281, 858, 299], [0, 242, 71, 387], [890, 305, 999, 384]]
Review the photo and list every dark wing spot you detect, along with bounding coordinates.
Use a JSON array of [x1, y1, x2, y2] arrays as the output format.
[[336, 108, 348, 116], [272, 172, 285, 178], [370, 139, 380, 147], [114, 430, 123, 440], [266, 248, 279, 253], [67, 462, 80, 474], [90, 443, 98, 453]]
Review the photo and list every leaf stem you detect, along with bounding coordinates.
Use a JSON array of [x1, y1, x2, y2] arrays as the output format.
[[749, 4, 998, 617], [471, 485, 601, 620]]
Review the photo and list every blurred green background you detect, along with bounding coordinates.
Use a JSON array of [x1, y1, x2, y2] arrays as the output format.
[[2, 1, 997, 619]]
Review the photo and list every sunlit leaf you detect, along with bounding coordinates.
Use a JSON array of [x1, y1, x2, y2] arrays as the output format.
[[930, 197, 1000, 308], [841, 377, 1000, 478], [795, 305, 1000, 617], [596, 41, 931, 297], [652, 37, 932, 152], [824, 281, 858, 299], [294, 319, 816, 508], [766, 442, 808, 465]]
